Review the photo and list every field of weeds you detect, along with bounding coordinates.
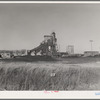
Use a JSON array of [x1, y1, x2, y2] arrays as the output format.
[[0, 61, 100, 90]]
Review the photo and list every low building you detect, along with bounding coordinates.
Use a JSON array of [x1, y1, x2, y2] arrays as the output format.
[[84, 51, 99, 57], [1, 53, 11, 58], [0, 49, 27, 58], [57, 52, 68, 57]]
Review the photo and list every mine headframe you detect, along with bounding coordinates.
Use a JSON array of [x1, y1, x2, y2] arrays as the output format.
[[27, 32, 58, 56]]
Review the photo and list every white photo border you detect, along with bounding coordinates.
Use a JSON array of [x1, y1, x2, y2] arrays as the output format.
[[0, 1, 100, 99]]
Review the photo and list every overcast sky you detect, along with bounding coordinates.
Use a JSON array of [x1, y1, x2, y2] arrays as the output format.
[[0, 3, 100, 53]]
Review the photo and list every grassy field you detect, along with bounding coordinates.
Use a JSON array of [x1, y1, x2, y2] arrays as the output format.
[[0, 58, 100, 90]]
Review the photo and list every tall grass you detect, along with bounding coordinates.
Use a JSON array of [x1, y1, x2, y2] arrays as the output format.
[[0, 62, 99, 90]]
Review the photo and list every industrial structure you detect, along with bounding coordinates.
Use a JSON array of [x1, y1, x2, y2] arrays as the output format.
[[67, 45, 74, 55], [0, 32, 64, 59], [84, 51, 99, 57], [0, 32, 100, 59], [0, 49, 27, 58], [27, 32, 58, 56]]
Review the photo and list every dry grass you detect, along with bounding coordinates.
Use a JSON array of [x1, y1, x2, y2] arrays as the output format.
[[0, 61, 99, 90]]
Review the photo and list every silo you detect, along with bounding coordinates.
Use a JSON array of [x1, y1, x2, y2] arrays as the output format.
[[67, 45, 74, 55]]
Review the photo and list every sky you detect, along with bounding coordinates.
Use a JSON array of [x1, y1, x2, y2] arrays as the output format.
[[0, 3, 100, 53]]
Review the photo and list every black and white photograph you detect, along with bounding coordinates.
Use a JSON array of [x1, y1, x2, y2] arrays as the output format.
[[0, 2, 100, 92]]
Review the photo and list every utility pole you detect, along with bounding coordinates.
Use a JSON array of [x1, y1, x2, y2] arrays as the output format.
[[90, 40, 93, 51]]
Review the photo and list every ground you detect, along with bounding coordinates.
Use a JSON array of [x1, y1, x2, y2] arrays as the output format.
[[0, 57, 100, 90]]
